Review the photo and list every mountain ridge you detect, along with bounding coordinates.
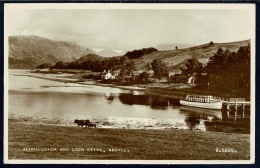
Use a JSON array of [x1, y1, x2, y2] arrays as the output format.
[[8, 35, 250, 72], [9, 35, 95, 69]]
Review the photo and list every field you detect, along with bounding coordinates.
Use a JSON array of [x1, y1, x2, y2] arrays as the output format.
[[8, 122, 250, 160]]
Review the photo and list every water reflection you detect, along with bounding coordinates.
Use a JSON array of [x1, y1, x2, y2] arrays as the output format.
[[221, 104, 250, 120], [184, 116, 201, 130], [105, 92, 114, 101], [179, 106, 222, 131], [179, 106, 222, 120], [118, 94, 180, 109]]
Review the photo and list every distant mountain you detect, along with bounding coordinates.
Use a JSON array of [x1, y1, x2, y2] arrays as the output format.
[[156, 44, 192, 51], [97, 49, 125, 57], [119, 50, 127, 55], [9, 35, 95, 69], [133, 40, 250, 73]]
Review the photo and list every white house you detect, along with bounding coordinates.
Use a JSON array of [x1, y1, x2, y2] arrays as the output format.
[[187, 76, 195, 85], [104, 72, 112, 80], [102, 70, 116, 80]]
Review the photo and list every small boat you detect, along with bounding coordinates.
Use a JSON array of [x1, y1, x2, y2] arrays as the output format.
[[180, 95, 222, 110]]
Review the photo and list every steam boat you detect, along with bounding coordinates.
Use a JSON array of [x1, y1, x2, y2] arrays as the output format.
[[180, 95, 222, 110]]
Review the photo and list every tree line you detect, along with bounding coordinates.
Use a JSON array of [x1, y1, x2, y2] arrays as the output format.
[[206, 45, 250, 97], [45, 47, 158, 72], [50, 56, 123, 72], [180, 45, 250, 97], [124, 47, 158, 59]]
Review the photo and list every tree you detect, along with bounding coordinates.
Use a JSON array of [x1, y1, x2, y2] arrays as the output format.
[[126, 60, 136, 76], [35, 63, 52, 69], [206, 48, 228, 74], [137, 71, 150, 83], [151, 59, 169, 80], [52, 61, 66, 69], [118, 57, 136, 82], [119, 64, 127, 82], [181, 58, 203, 76]]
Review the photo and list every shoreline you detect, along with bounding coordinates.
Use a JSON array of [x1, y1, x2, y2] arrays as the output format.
[[9, 114, 250, 134], [11, 71, 147, 91], [11, 69, 250, 100], [9, 70, 206, 99], [8, 114, 199, 131]]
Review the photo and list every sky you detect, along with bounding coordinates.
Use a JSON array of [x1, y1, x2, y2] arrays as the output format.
[[6, 4, 254, 52]]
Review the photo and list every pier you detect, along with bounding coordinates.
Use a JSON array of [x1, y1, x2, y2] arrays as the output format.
[[221, 98, 250, 120]]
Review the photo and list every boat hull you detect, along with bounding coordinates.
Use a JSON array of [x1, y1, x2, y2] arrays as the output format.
[[180, 100, 222, 110]]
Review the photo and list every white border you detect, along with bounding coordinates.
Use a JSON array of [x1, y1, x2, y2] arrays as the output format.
[[3, 3, 256, 9], [4, 3, 256, 164]]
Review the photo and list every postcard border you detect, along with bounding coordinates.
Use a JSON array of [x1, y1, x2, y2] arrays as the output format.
[[3, 2, 256, 165]]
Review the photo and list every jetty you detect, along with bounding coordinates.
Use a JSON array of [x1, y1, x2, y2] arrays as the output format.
[[221, 98, 250, 120]]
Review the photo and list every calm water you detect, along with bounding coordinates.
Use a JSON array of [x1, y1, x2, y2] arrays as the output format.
[[8, 70, 232, 130]]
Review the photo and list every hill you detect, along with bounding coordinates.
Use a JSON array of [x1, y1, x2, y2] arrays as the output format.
[[133, 40, 250, 73], [97, 49, 125, 57], [9, 35, 95, 69], [74, 54, 106, 63]]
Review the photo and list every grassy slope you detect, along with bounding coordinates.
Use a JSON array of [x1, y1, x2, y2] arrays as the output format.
[[9, 122, 250, 160], [134, 40, 250, 72]]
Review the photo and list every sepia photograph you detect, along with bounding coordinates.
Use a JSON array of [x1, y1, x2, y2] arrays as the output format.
[[4, 3, 255, 164]]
